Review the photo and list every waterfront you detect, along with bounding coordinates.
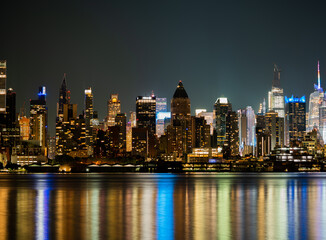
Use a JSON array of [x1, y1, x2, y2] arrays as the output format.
[[1, 173, 326, 240]]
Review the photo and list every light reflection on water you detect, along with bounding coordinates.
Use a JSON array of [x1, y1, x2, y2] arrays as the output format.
[[0, 173, 326, 239]]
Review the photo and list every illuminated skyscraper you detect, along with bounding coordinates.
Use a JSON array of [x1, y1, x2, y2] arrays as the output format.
[[107, 94, 121, 127], [225, 111, 239, 158], [136, 95, 156, 135], [156, 98, 167, 113], [196, 110, 214, 135], [0, 60, 6, 114], [285, 95, 306, 144], [167, 81, 192, 157], [214, 97, 232, 147], [6, 88, 16, 127], [85, 88, 94, 148], [265, 111, 284, 150], [30, 86, 48, 148], [268, 64, 285, 118], [238, 106, 255, 155], [115, 113, 127, 153], [308, 61, 324, 131], [57, 74, 68, 121], [319, 97, 326, 142]]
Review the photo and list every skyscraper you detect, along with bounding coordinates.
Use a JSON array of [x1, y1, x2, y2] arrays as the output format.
[[285, 95, 306, 144], [167, 81, 192, 157], [6, 88, 16, 127], [238, 106, 256, 155], [30, 86, 48, 148], [57, 74, 68, 121], [308, 61, 324, 131], [85, 88, 93, 147], [136, 95, 156, 135], [265, 111, 284, 150], [268, 64, 285, 118], [156, 98, 167, 113], [107, 94, 121, 127], [214, 97, 232, 147], [115, 113, 127, 153], [225, 110, 239, 158], [0, 60, 6, 114]]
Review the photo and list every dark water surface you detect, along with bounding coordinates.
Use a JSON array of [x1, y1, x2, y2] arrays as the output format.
[[0, 173, 326, 240]]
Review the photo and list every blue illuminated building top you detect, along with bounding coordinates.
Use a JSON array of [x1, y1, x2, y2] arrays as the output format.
[[285, 95, 305, 103]]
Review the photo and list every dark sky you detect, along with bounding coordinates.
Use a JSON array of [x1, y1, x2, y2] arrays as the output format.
[[1, 0, 326, 136]]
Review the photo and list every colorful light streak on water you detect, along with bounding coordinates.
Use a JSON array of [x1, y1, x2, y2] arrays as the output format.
[[0, 173, 326, 239]]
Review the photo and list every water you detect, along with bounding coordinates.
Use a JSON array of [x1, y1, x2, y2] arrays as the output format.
[[0, 173, 326, 240]]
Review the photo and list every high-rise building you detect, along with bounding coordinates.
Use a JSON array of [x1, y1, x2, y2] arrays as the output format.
[[285, 95, 306, 144], [85, 88, 93, 147], [136, 95, 156, 135], [225, 111, 239, 158], [167, 81, 192, 157], [196, 110, 214, 135], [30, 86, 48, 148], [268, 64, 285, 118], [214, 97, 232, 147], [6, 88, 16, 127], [319, 97, 326, 142], [107, 94, 121, 127], [255, 114, 271, 157], [265, 111, 284, 150], [18, 115, 30, 141], [156, 112, 171, 137], [115, 113, 127, 153], [308, 61, 324, 131], [0, 60, 6, 114], [156, 98, 167, 113], [57, 74, 68, 121], [191, 116, 210, 148]]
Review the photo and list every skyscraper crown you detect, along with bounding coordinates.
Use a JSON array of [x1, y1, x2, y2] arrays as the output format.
[[173, 80, 189, 98]]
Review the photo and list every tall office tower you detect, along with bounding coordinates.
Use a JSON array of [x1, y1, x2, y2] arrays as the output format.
[[167, 81, 192, 156], [30, 87, 48, 148], [238, 106, 257, 156], [6, 88, 16, 127], [268, 64, 285, 118], [285, 96, 306, 144], [196, 110, 214, 135], [85, 88, 93, 147], [107, 94, 121, 127], [265, 111, 284, 150], [126, 121, 132, 152], [18, 115, 30, 141], [255, 115, 271, 157], [0, 60, 6, 114], [156, 98, 167, 113], [308, 61, 324, 131], [225, 111, 239, 158], [246, 106, 256, 150], [129, 111, 136, 127], [191, 116, 210, 148], [238, 109, 247, 155], [319, 96, 326, 142], [115, 113, 127, 152], [156, 112, 171, 137], [132, 127, 148, 157], [214, 97, 232, 147], [136, 95, 156, 135], [258, 99, 267, 115], [57, 74, 68, 121]]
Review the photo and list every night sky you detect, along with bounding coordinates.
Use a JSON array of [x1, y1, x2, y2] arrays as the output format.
[[1, 0, 326, 136]]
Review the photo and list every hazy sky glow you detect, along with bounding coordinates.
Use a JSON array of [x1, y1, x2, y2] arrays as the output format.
[[1, 0, 326, 135]]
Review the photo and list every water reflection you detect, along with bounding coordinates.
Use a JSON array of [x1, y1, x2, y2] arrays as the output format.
[[1, 173, 326, 239]]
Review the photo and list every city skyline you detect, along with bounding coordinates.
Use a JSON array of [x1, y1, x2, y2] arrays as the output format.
[[1, 0, 326, 136], [2, 61, 323, 137]]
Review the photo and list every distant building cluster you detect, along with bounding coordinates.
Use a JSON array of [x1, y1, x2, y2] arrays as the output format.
[[0, 60, 325, 166]]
